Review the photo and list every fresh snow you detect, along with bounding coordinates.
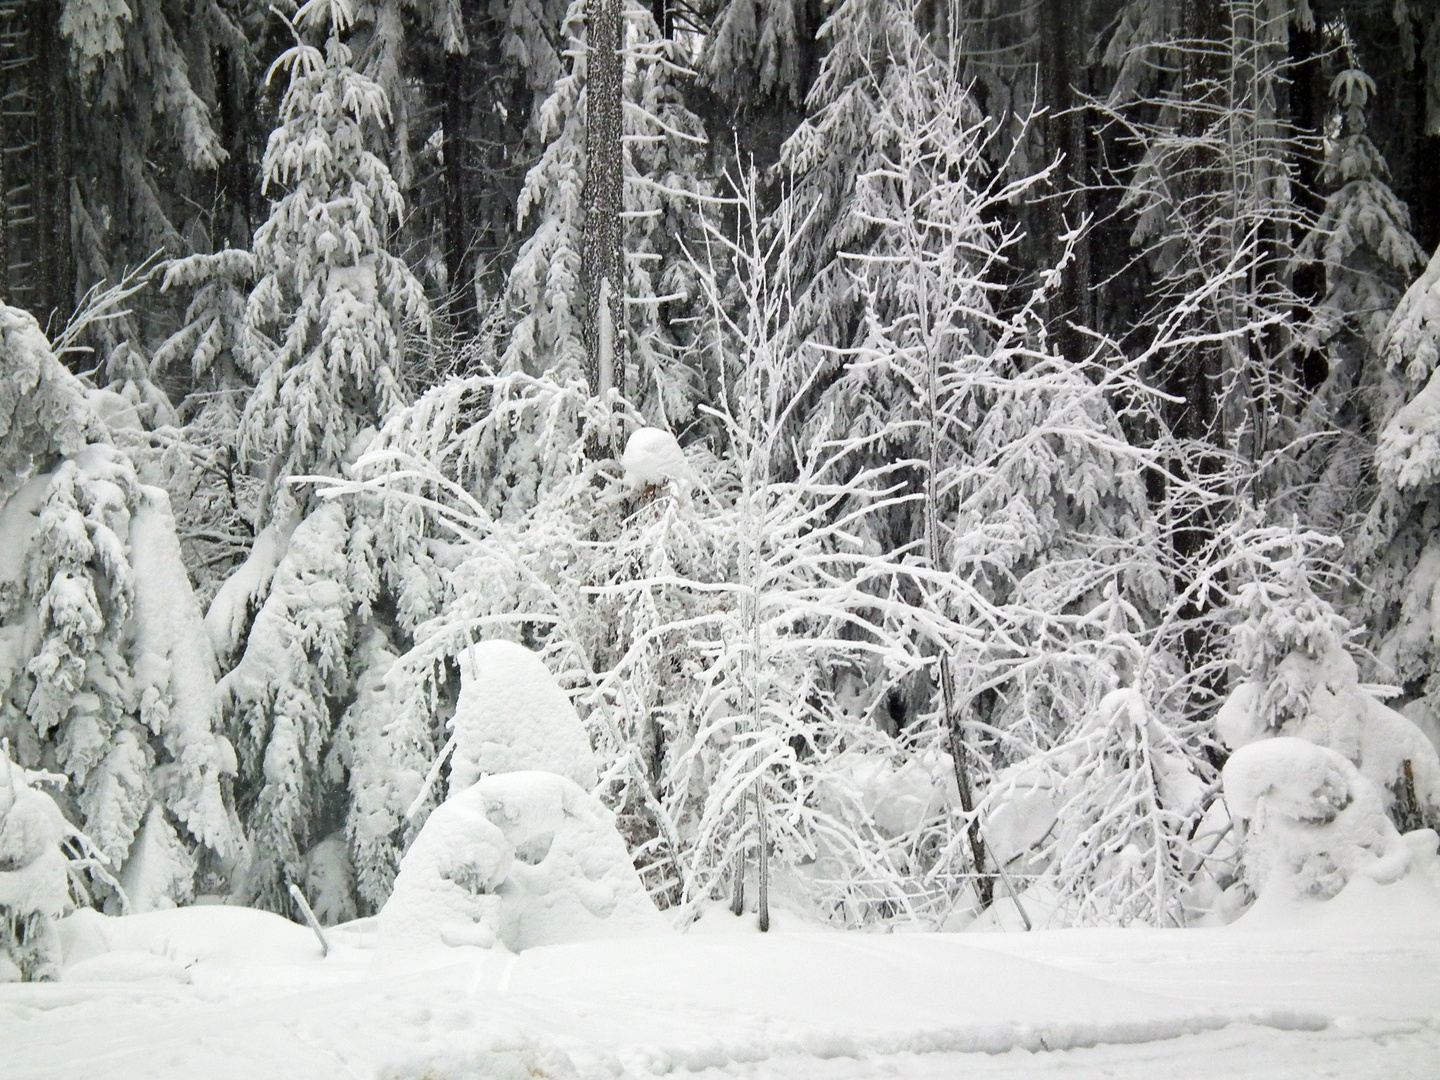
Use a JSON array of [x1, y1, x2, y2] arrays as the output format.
[[4, 865, 1440, 1079], [621, 427, 694, 491], [448, 640, 599, 793], [379, 770, 662, 957]]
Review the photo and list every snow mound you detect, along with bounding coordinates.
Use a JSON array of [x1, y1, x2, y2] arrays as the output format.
[[1235, 827, 1440, 933], [379, 779, 512, 953], [450, 640, 598, 793], [56, 904, 325, 971], [620, 427, 694, 490], [1224, 737, 1410, 900], [379, 771, 663, 956]]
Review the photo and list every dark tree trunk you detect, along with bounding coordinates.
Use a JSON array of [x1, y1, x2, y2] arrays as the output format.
[[1289, 16, 1327, 392], [1039, 0, 1093, 361], [0, 0, 74, 331], [581, 0, 625, 396], [444, 47, 475, 336], [215, 42, 259, 252], [33, 0, 71, 333]]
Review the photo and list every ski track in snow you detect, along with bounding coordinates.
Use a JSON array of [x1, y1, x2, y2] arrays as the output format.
[[3, 905, 1439, 1079]]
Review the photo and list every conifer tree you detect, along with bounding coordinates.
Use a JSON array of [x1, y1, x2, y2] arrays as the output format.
[[503, 0, 709, 425], [208, 0, 435, 911], [239, 0, 431, 524], [0, 304, 235, 911]]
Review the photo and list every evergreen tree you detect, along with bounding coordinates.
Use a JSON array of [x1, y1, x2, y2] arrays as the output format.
[[1295, 60, 1427, 533], [0, 304, 235, 911], [502, 0, 709, 426], [238, 0, 431, 524], [206, 0, 435, 911]]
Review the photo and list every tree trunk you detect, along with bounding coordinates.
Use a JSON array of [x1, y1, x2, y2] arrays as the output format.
[[1039, 0, 1092, 360], [0, 0, 73, 330], [581, 0, 625, 397], [444, 48, 475, 336], [33, 0, 72, 332]]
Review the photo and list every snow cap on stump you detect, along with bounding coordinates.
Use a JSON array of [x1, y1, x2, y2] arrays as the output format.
[[449, 640, 598, 794], [621, 427, 694, 491]]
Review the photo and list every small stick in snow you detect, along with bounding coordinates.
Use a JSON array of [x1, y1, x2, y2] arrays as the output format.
[[405, 732, 458, 820], [288, 882, 330, 957], [993, 858, 1033, 932]]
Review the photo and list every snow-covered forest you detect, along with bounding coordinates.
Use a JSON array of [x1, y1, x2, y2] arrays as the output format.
[[3, 0, 1440, 1074]]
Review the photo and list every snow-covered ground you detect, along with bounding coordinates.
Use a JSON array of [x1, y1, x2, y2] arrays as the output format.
[[5, 872, 1439, 1080]]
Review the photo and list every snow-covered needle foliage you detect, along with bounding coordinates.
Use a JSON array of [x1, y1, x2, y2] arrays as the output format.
[[1216, 526, 1440, 826], [0, 305, 234, 913], [239, 0, 430, 522]]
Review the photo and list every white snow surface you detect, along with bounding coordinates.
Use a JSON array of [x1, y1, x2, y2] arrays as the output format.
[[380, 771, 662, 957], [4, 866, 1440, 1079], [128, 485, 234, 857], [449, 640, 599, 792]]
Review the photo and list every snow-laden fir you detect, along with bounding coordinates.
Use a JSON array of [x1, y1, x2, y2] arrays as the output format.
[[5, 0, 1440, 1076]]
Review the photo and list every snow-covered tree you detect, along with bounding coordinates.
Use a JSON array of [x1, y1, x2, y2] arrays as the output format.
[[0, 746, 70, 982], [239, 0, 431, 524], [502, 0, 709, 425], [1352, 238, 1440, 787], [1293, 61, 1428, 533], [1216, 526, 1440, 830], [0, 304, 235, 911]]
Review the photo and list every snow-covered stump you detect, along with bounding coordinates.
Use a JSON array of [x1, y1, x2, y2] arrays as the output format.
[[1223, 737, 1411, 903], [448, 641, 599, 794], [621, 427, 695, 497], [0, 752, 69, 981], [378, 772, 663, 958]]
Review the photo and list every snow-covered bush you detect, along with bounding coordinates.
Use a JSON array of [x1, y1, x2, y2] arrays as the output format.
[[1216, 527, 1440, 829], [378, 771, 662, 954], [1038, 687, 1212, 927], [0, 748, 69, 981], [1224, 737, 1410, 901]]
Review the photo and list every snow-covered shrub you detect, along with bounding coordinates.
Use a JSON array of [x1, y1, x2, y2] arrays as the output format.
[[0, 748, 69, 981], [1037, 687, 1212, 927], [1216, 527, 1440, 828], [0, 304, 234, 911], [378, 771, 661, 954], [1224, 737, 1410, 901]]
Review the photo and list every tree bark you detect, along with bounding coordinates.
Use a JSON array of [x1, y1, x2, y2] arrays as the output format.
[[33, 0, 72, 331], [581, 0, 625, 397], [444, 48, 475, 336], [1039, 0, 1092, 362]]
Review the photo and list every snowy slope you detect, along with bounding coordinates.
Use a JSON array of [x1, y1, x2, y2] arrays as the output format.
[[3, 877, 1440, 1080]]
